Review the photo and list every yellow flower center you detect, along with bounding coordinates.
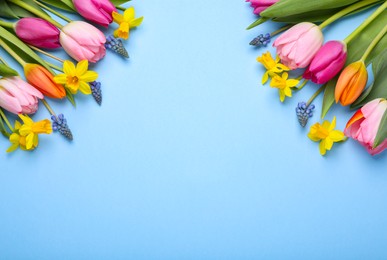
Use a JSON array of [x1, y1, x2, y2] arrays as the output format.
[[67, 75, 79, 85]]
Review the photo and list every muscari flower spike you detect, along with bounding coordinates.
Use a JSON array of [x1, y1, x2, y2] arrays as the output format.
[[105, 35, 129, 58], [250, 33, 271, 47], [51, 114, 73, 141], [90, 81, 102, 105], [296, 102, 315, 127]]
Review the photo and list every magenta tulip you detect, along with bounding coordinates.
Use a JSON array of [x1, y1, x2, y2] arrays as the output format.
[[273, 22, 323, 70], [73, 0, 116, 27], [15, 17, 60, 49], [0, 77, 43, 115], [345, 98, 387, 155], [59, 21, 106, 63], [303, 41, 347, 84], [246, 0, 279, 15]]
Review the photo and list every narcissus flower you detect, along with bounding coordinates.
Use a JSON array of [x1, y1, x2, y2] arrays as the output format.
[[112, 7, 143, 40], [24, 64, 66, 99], [73, 0, 117, 27], [335, 60, 368, 106], [0, 76, 43, 114], [15, 17, 60, 49], [303, 41, 347, 84], [270, 72, 299, 102], [7, 114, 52, 152], [273, 22, 323, 69], [257, 51, 289, 84], [345, 98, 387, 155], [60, 21, 106, 63], [246, 0, 279, 15], [308, 116, 345, 155], [54, 60, 98, 95]]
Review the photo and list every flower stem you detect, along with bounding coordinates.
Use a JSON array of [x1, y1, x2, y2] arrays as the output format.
[[0, 20, 14, 29], [46, 61, 63, 72], [116, 5, 126, 11], [319, 0, 381, 29], [297, 79, 309, 90], [360, 24, 387, 62], [0, 38, 26, 66], [306, 84, 326, 107], [270, 25, 292, 37], [0, 56, 10, 66], [29, 45, 65, 63], [41, 99, 56, 116], [8, 0, 63, 29], [344, 1, 387, 43], [33, 0, 72, 23], [0, 108, 14, 132]]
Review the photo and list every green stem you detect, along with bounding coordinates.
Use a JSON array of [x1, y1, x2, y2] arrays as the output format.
[[46, 61, 63, 72], [319, 0, 381, 29], [0, 20, 14, 29], [41, 99, 56, 116], [0, 108, 14, 132], [29, 45, 65, 63], [360, 24, 387, 61], [345, 1, 387, 43], [116, 5, 126, 11], [0, 56, 10, 66], [306, 84, 326, 107], [8, 0, 63, 29], [0, 38, 26, 66], [34, 0, 72, 23], [271, 25, 292, 37], [297, 79, 309, 90]]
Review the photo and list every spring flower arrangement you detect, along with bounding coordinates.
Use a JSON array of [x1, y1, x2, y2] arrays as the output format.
[[246, 0, 387, 156], [0, 0, 143, 152]]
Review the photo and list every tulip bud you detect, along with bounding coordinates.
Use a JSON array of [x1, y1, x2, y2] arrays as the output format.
[[273, 22, 323, 69], [73, 0, 116, 27], [15, 18, 60, 49], [24, 64, 66, 99], [345, 98, 387, 155], [60, 21, 106, 63], [246, 0, 279, 15], [0, 76, 43, 114], [335, 60, 368, 106], [303, 41, 347, 84]]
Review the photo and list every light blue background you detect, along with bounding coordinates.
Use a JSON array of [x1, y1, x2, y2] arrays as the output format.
[[1, 1, 386, 258]]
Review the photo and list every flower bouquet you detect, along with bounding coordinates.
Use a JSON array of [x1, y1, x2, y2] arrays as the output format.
[[246, 0, 386, 156], [0, 0, 143, 153]]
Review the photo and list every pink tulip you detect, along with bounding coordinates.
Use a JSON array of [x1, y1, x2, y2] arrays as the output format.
[[15, 17, 60, 49], [345, 98, 387, 155], [0, 76, 43, 115], [303, 41, 347, 84], [59, 21, 106, 63], [73, 0, 116, 27], [246, 0, 279, 15], [273, 22, 323, 69]]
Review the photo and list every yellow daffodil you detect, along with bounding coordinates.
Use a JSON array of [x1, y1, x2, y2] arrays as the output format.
[[269, 72, 299, 102], [6, 121, 27, 153], [257, 52, 289, 84], [308, 117, 345, 155], [54, 60, 98, 95], [112, 7, 143, 40], [18, 114, 52, 150]]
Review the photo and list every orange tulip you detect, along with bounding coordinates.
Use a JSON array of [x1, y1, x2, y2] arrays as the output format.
[[24, 64, 66, 99], [335, 60, 367, 106]]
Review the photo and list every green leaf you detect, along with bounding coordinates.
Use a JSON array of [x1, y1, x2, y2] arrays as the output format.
[[261, 0, 360, 18], [0, 116, 8, 137], [7, 0, 47, 18], [373, 109, 387, 149], [38, 0, 75, 12], [320, 10, 387, 118], [246, 17, 269, 30], [110, 0, 132, 5], [351, 49, 387, 108], [0, 0, 18, 18], [65, 88, 76, 107], [0, 63, 19, 77], [321, 77, 338, 119], [0, 26, 52, 72]]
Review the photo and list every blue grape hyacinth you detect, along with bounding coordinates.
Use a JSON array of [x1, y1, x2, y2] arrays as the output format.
[[250, 33, 271, 47], [51, 114, 73, 141], [296, 102, 315, 127], [105, 35, 129, 58]]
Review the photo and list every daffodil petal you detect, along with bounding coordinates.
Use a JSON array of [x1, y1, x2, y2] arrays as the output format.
[[130, 17, 143, 28], [80, 71, 98, 82], [78, 81, 92, 95], [63, 60, 76, 76], [124, 7, 135, 21], [329, 116, 337, 131], [325, 137, 334, 151], [319, 140, 327, 155], [330, 130, 344, 142], [76, 60, 88, 76], [25, 133, 34, 150], [112, 12, 123, 24], [53, 74, 67, 84]]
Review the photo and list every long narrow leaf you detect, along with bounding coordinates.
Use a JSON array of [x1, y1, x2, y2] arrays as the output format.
[[373, 110, 387, 149]]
